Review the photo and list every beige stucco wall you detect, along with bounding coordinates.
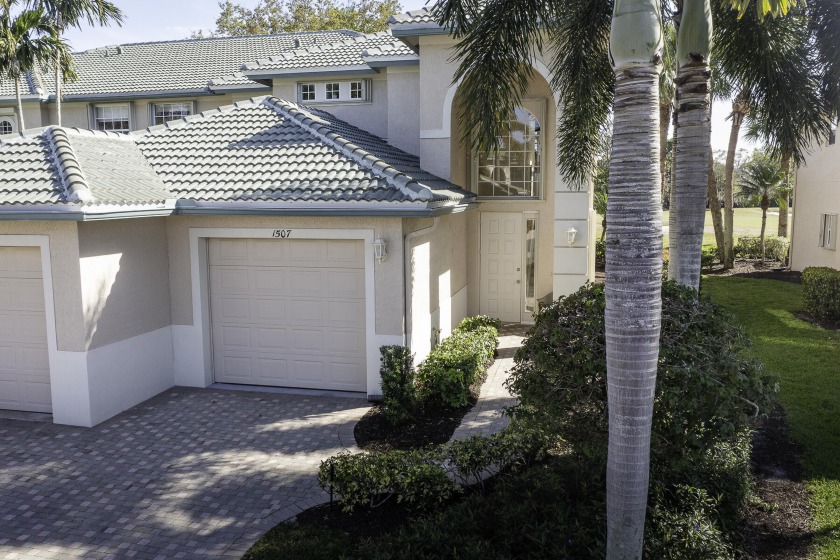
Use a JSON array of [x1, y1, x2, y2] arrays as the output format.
[[272, 74, 390, 140], [404, 212, 470, 362], [0, 220, 85, 351], [165, 214, 405, 336], [791, 139, 840, 271], [386, 67, 420, 155], [77, 218, 172, 350]]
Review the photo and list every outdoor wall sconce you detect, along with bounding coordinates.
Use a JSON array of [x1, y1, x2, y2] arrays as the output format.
[[566, 227, 578, 247], [373, 237, 388, 262]]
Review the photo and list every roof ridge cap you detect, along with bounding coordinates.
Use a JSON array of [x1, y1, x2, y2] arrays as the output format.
[[44, 127, 95, 203], [263, 97, 433, 202]]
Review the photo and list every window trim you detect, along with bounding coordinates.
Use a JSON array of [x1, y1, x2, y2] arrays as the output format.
[[295, 80, 371, 104], [150, 101, 195, 126], [91, 103, 132, 133], [299, 83, 316, 102], [0, 117, 15, 135], [470, 100, 546, 200], [818, 213, 838, 250]]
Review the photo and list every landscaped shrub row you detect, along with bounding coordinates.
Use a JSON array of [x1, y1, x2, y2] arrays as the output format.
[[378, 316, 500, 419], [802, 266, 840, 324], [318, 424, 548, 513], [735, 235, 790, 261]]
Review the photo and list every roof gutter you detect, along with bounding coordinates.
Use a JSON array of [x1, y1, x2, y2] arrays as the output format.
[[174, 201, 478, 218]]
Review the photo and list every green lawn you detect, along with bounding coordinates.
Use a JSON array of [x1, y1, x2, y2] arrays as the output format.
[[597, 207, 792, 248], [703, 276, 840, 559]]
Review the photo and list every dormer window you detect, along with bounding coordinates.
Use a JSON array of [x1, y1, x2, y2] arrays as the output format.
[[0, 117, 14, 135], [296, 80, 370, 104]]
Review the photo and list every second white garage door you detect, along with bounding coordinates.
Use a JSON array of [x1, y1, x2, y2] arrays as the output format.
[[209, 238, 367, 392], [0, 246, 52, 413]]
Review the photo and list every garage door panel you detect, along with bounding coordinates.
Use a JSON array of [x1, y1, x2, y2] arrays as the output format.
[[0, 246, 51, 413], [210, 238, 366, 392]]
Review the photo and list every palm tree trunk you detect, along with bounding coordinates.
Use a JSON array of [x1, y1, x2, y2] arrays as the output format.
[[671, 59, 712, 290], [667, 106, 678, 279], [605, 6, 663, 550], [54, 58, 62, 126], [724, 91, 748, 268], [760, 199, 768, 262], [14, 76, 25, 131], [778, 154, 791, 237], [708, 151, 725, 261]]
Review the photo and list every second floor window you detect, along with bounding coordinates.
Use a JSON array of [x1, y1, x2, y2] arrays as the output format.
[[300, 83, 316, 101], [325, 83, 340, 100], [153, 102, 193, 125], [0, 118, 13, 135], [94, 104, 130, 133], [472, 105, 543, 198], [350, 81, 364, 99]]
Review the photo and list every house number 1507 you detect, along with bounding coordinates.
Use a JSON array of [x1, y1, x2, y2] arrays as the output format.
[[271, 229, 292, 238]]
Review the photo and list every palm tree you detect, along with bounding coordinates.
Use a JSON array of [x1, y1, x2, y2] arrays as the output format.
[[739, 152, 785, 262], [668, 0, 713, 290], [30, 0, 123, 125], [0, 0, 64, 130]]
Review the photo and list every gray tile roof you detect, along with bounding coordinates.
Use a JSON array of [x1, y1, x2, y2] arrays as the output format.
[[0, 31, 359, 100], [388, 7, 438, 25], [0, 96, 472, 210], [241, 33, 415, 74]]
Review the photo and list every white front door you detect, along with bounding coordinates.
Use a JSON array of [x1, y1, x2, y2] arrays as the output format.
[[480, 213, 522, 323]]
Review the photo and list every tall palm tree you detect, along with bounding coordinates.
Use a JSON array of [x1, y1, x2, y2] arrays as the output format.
[[739, 152, 785, 261], [0, 0, 63, 130], [669, 0, 713, 290], [30, 0, 123, 125]]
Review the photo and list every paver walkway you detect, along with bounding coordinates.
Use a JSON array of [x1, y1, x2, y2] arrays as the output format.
[[0, 388, 369, 560], [0, 326, 526, 560], [451, 324, 526, 441]]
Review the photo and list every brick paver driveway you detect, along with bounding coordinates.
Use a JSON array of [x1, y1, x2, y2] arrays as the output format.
[[0, 388, 370, 559]]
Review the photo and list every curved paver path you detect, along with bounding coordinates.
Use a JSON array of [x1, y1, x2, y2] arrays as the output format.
[[0, 388, 369, 559], [451, 324, 526, 441]]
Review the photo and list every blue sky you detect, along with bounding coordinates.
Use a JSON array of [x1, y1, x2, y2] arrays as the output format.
[[62, 0, 755, 153]]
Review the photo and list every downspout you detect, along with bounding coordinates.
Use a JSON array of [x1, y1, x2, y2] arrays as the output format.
[[789, 165, 799, 270], [403, 217, 440, 354]]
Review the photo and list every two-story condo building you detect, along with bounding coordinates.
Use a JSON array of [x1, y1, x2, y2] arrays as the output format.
[[0, 9, 595, 427]]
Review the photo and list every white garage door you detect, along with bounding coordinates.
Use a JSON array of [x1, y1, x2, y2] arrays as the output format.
[[209, 238, 367, 392], [0, 247, 51, 413]]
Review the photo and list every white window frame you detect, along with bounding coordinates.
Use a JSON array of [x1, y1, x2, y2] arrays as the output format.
[[151, 101, 195, 126], [325, 82, 340, 100], [299, 83, 316, 102], [92, 103, 131, 133], [471, 100, 546, 199], [295, 80, 371, 104], [0, 117, 15, 135], [819, 213, 837, 250]]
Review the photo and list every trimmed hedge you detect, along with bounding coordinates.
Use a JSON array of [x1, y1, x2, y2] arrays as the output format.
[[735, 235, 789, 262], [802, 266, 840, 324], [379, 346, 416, 426], [415, 325, 497, 408], [318, 425, 548, 513], [458, 315, 502, 333]]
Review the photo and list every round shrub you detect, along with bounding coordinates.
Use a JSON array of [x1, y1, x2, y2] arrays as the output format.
[[508, 281, 778, 471]]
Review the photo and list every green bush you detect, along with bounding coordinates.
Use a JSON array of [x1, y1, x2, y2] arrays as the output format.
[[802, 266, 840, 324], [319, 449, 459, 513], [701, 246, 718, 270], [446, 424, 548, 487], [416, 325, 497, 408], [379, 346, 416, 426], [735, 235, 789, 261], [509, 282, 777, 471], [457, 315, 502, 334], [595, 239, 606, 269]]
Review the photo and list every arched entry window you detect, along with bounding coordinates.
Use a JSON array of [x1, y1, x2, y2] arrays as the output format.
[[0, 118, 14, 135], [472, 103, 544, 198]]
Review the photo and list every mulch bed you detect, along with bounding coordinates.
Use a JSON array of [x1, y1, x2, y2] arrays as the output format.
[[354, 371, 488, 451], [745, 407, 814, 560]]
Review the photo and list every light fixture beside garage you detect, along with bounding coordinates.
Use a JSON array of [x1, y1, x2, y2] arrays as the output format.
[[372, 237, 387, 262], [565, 227, 577, 247]]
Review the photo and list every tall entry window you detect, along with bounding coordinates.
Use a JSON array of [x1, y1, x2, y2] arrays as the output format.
[[524, 216, 538, 313], [473, 104, 544, 198]]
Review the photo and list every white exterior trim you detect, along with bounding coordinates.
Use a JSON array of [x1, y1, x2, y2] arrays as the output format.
[[180, 227, 380, 396]]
